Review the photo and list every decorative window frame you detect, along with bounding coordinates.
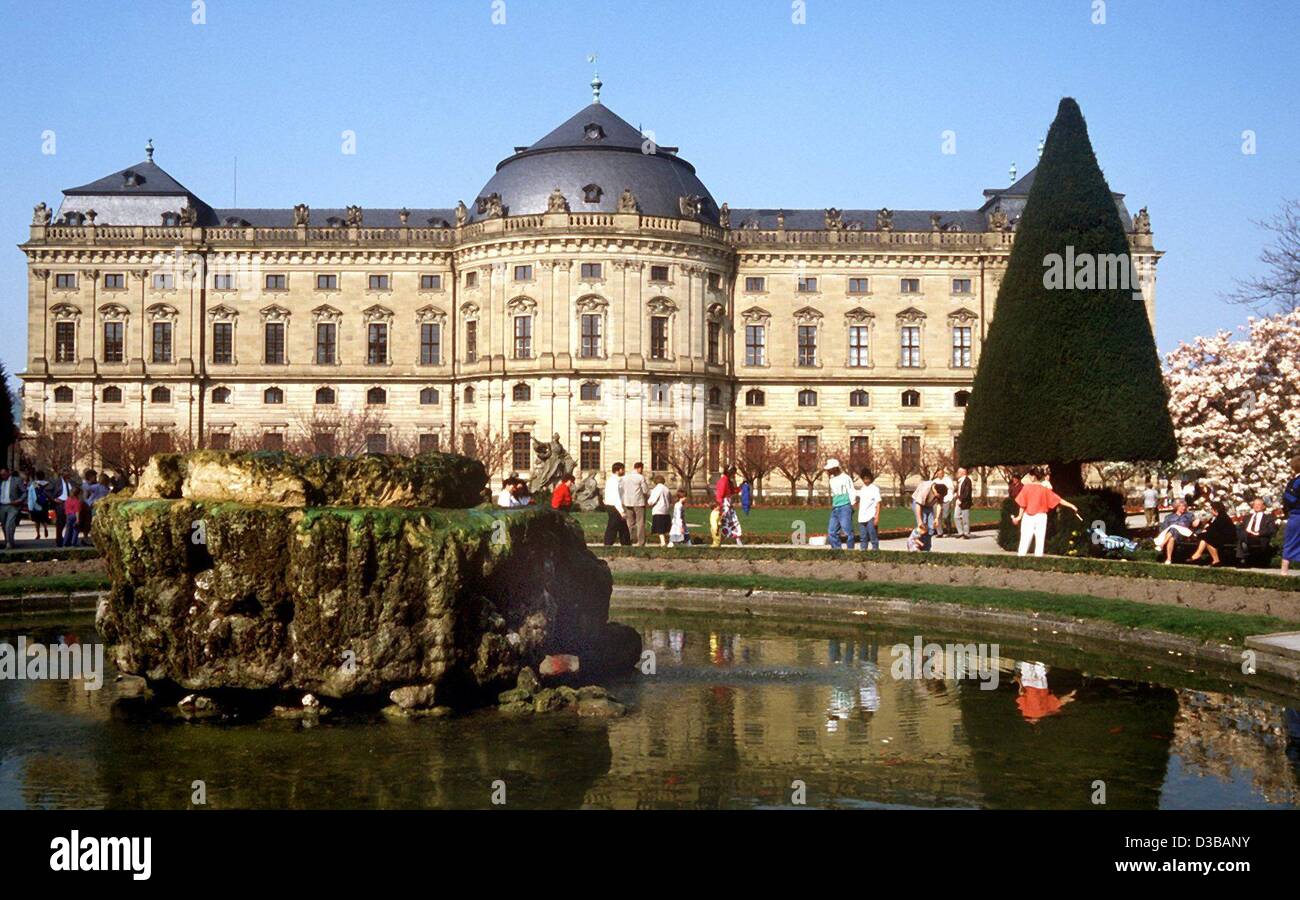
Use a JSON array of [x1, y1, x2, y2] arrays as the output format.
[[97, 302, 130, 365], [366, 272, 393, 293], [418, 385, 442, 406], [739, 306, 771, 369], [207, 303, 239, 366], [897, 306, 927, 369], [314, 385, 338, 406], [460, 301, 481, 362], [260, 304, 292, 365], [845, 307, 875, 369], [147, 303, 179, 364], [507, 295, 537, 360], [314, 272, 341, 293], [576, 294, 609, 360], [705, 302, 728, 367], [793, 305, 823, 368], [416, 305, 448, 367], [52, 272, 79, 292], [647, 296, 678, 362], [418, 273, 445, 293], [578, 379, 602, 403], [210, 384, 234, 406], [947, 307, 978, 370], [363, 305, 394, 366], [50, 302, 82, 365]]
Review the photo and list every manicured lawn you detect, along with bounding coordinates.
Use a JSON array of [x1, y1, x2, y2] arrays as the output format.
[[0, 573, 110, 597], [572, 504, 999, 540]]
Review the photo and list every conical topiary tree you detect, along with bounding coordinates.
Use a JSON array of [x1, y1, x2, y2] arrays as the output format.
[[0, 359, 16, 465], [959, 98, 1176, 495]]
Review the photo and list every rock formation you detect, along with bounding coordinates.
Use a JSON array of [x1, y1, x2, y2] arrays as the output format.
[[95, 450, 639, 709]]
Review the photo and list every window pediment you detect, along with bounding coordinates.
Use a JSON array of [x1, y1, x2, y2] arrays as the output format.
[[363, 304, 394, 323], [312, 304, 343, 323], [50, 302, 82, 320], [98, 302, 131, 320], [460, 301, 480, 318], [576, 294, 608, 313], [147, 303, 179, 322], [260, 304, 291, 322], [845, 307, 875, 323], [507, 295, 537, 314], [207, 303, 238, 321], [897, 306, 927, 324], [416, 304, 447, 323], [647, 296, 678, 315], [740, 305, 771, 323], [793, 305, 823, 324], [947, 306, 979, 324], [707, 302, 727, 320]]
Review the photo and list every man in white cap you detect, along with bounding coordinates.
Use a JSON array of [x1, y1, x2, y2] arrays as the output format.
[[825, 457, 856, 549]]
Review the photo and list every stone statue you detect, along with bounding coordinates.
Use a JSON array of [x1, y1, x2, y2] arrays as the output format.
[[825, 208, 843, 230], [346, 205, 364, 227], [572, 473, 602, 511], [179, 206, 197, 226], [547, 188, 569, 213], [718, 202, 730, 228], [455, 201, 469, 226], [476, 193, 504, 218], [930, 213, 943, 231], [987, 207, 1008, 232], [776, 210, 785, 229], [618, 188, 638, 213], [32, 202, 51, 225], [399, 208, 411, 225], [876, 208, 893, 231], [293, 203, 310, 226], [1133, 206, 1151, 234], [678, 194, 701, 218], [529, 433, 577, 491]]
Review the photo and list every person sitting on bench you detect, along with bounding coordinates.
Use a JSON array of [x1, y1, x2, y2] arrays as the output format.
[[1237, 497, 1277, 565], [1188, 500, 1237, 566], [1155, 500, 1195, 564]]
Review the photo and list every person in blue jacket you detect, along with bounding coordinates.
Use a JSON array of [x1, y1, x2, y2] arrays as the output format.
[[1281, 455, 1300, 575], [740, 478, 752, 516]]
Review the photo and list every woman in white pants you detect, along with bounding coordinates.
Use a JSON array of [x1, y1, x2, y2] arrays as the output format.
[[1011, 468, 1081, 556]]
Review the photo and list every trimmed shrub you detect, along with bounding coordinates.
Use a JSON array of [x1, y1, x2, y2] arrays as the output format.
[[997, 489, 1128, 557]]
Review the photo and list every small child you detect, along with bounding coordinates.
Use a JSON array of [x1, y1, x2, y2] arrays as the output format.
[[669, 489, 689, 546], [906, 526, 925, 552], [709, 498, 722, 548], [63, 486, 84, 548]]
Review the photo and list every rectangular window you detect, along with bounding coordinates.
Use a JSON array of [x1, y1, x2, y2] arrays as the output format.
[[151, 321, 173, 363], [797, 435, 819, 467], [465, 320, 478, 362], [901, 325, 921, 367], [952, 325, 972, 367], [316, 322, 337, 364], [708, 272, 721, 291], [952, 278, 973, 294], [366, 433, 388, 454], [368, 323, 388, 364], [103, 322, 124, 363], [55, 273, 77, 289], [744, 276, 765, 292], [850, 436, 871, 466], [580, 314, 602, 358], [744, 434, 767, 465], [420, 274, 442, 290], [580, 432, 601, 471], [420, 323, 441, 365], [265, 274, 287, 290], [208, 432, 231, 450], [745, 324, 766, 366], [213, 322, 233, 364], [848, 277, 870, 294], [104, 273, 125, 289], [650, 382, 670, 404], [511, 432, 532, 472], [316, 274, 338, 290], [149, 431, 174, 456], [152, 273, 174, 290], [103, 431, 125, 463], [55, 321, 76, 362], [797, 276, 818, 293], [419, 433, 440, 453], [513, 316, 532, 359], [650, 432, 670, 473], [461, 432, 477, 457], [849, 325, 870, 367], [900, 278, 921, 294], [797, 325, 818, 367], [513, 265, 533, 282], [580, 262, 602, 280], [650, 264, 670, 282], [708, 432, 722, 475], [650, 316, 669, 360], [901, 436, 921, 470], [368, 274, 390, 291], [265, 322, 285, 364], [707, 321, 721, 365], [464, 271, 478, 288], [213, 273, 234, 290], [262, 432, 285, 451]]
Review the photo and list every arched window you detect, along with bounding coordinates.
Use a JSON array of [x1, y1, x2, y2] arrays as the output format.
[[745, 388, 765, 407], [850, 389, 870, 408], [54, 385, 74, 403], [464, 386, 476, 405], [902, 389, 921, 408], [798, 389, 818, 407], [579, 381, 600, 401], [419, 387, 440, 405], [954, 390, 971, 408], [512, 382, 531, 402], [102, 386, 122, 403], [315, 387, 336, 405], [150, 386, 171, 404], [263, 387, 284, 404], [367, 387, 387, 405], [708, 386, 722, 406], [211, 386, 231, 404]]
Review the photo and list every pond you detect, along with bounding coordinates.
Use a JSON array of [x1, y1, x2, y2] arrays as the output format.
[[2, 611, 1297, 810]]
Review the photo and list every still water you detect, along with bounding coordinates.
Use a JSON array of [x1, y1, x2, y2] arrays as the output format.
[[2, 611, 1298, 810]]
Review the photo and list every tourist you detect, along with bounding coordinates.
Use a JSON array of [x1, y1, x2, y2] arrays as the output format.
[[62, 486, 84, 548], [954, 467, 973, 539], [602, 463, 631, 546], [50, 469, 73, 548], [669, 489, 689, 546], [1280, 456, 1300, 575], [855, 467, 882, 551], [621, 462, 651, 546], [0, 467, 24, 549], [26, 469, 52, 541], [1154, 499, 1196, 564], [1014, 661, 1077, 723], [80, 469, 109, 541], [910, 477, 948, 552], [936, 469, 955, 536], [824, 458, 856, 549], [550, 472, 575, 511], [647, 475, 672, 547], [1008, 472, 1024, 502], [1237, 497, 1276, 563], [715, 465, 743, 546], [708, 497, 722, 547], [1142, 480, 1159, 527], [497, 476, 517, 507], [1011, 468, 1081, 557], [740, 478, 752, 515], [1187, 500, 1237, 566]]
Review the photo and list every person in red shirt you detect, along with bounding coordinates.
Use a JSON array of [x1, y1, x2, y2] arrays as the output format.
[[1011, 468, 1081, 556], [550, 473, 575, 511]]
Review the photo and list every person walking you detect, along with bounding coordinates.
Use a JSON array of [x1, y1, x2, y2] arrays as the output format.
[[1280, 456, 1300, 575], [80, 469, 109, 542], [1142, 481, 1159, 527], [740, 478, 752, 516], [0, 467, 25, 549], [550, 472, 575, 511], [825, 458, 855, 549], [49, 469, 74, 548], [1012, 468, 1081, 557], [855, 467, 882, 551], [936, 469, 955, 537], [621, 461, 651, 546], [602, 463, 631, 546], [669, 489, 689, 546], [26, 469, 51, 541], [715, 465, 743, 546], [955, 467, 973, 539], [62, 486, 84, 548], [647, 475, 672, 547]]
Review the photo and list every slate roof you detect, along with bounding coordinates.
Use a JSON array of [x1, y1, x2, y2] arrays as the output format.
[[727, 208, 990, 232], [64, 158, 198, 198], [207, 208, 460, 228]]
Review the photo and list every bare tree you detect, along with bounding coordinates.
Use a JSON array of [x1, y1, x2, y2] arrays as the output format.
[[796, 440, 823, 500], [665, 430, 708, 498], [880, 443, 917, 506], [1225, 199, 1300, 314], [24, 421, 95, 474], [735, 433, 776, 499], [291, 407, 390, 457], [769, 440, 802, 503], [457, 422, 512, 482]]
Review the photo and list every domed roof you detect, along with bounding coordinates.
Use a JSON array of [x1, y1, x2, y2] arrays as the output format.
[[470, 103, 719, 224]]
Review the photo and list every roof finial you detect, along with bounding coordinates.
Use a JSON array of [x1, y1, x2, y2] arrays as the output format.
[[1036, 136, 1045, 159], [1009, 161, 1017, 184], [587, 53, 602, 104], [146, 138, 154, 161]]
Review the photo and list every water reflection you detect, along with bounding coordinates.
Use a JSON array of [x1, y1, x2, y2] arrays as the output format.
[[1, 615, 1297, 809]]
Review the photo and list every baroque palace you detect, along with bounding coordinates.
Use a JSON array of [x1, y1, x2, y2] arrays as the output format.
[[20, 85, 1160, 485]]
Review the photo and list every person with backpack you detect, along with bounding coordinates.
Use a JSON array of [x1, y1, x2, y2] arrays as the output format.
[[26, 469, 52, 541]]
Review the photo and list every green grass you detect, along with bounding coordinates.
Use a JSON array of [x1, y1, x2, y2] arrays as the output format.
[[572, 505, 1000, 540], [610, 570, 1298, 645], [0, 573, 110, 598], [0, 546, 102, 563], [595, 544, 1300, 592]]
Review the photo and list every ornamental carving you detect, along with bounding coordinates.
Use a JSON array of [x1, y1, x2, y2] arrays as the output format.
[[896, 306, 927, 325], [1133, 206, 1151, 234], [179, 206, 198, 226], [718, 202, 730, 228], [98, 303, 130, 320], [293, 204, 310, 226], [793, 306, 823, 324], [547, 188, 570, 213], [825, 208, 843, 230], [987, 208, 1008, 232], [930, 213, 943, 231], [845, 307, 875, 324], [617, 188, 638, 213], [415, 305, 447, 324], [399, 208, 411, 225], [947, 307, 979, 325], [476, 193, 504, 218], [146, 303, 179, 322], [49, 302, 82, 320], [876, 208, 894, 231], [33, 202, 51, 225], [346, 205, 364, 227], [362, 304, 394, 322], [260, 304, 291, 323], [740, 306, 771, 323], [647, 296, 678, 315], [206, 304, 238, 321], [455, 201, 469, 226], [312, 304, 343, 324], [678, 195, 701, 218], [575, 294, 608, 313], [507, 295, 537, 314]]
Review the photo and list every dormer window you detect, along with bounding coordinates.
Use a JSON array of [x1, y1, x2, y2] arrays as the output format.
[[582, 183, 603, 204], [223, 216, 251, 227], [122, 170, 143, 187], [160, 211, 181, 226], [325, 216, 346, 228], [583, 123, 605, 142], [63, 212, 86, 226]]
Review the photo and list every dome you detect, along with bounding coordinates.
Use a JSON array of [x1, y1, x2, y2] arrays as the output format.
[[470, 103, 719, 224]]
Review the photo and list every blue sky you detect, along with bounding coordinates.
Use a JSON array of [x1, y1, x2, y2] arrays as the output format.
[[2, 0, 1296, 398]]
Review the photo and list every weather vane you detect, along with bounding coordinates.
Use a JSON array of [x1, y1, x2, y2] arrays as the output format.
[[588, 53, 602, 104]]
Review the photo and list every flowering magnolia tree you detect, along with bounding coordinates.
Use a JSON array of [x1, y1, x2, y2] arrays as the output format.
[[1163, 309, 1300, 502]]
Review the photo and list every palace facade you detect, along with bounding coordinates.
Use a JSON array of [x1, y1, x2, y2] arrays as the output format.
[[19, 93, 1160, 486]]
